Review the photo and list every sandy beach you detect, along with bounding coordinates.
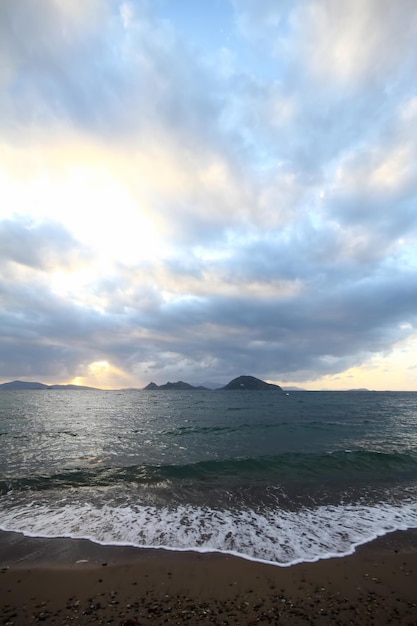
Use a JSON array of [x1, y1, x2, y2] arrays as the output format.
[[1, 529, 417, 624]]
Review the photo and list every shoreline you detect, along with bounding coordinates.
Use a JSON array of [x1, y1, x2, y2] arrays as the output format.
[[1, 529, 417, 624]]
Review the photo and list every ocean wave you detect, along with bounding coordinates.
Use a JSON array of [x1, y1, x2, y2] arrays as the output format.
[[1, 497, 417, 566], [2, 450, 417, 494]]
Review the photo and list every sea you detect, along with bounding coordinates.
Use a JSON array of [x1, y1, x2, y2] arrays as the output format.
[[1, 389, 417, 567]]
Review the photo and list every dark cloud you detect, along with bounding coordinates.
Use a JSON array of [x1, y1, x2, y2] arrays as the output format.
[[0, 218, 91, 270], [72, 255, 417, 382], [1, 249, 416, 384], [0, 273, 118, 379]]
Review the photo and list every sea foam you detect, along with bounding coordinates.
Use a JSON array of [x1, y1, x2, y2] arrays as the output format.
[[1, 497, 417, 566]]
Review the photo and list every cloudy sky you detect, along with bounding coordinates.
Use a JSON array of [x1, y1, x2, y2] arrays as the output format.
[[1, 0, 417, 390]]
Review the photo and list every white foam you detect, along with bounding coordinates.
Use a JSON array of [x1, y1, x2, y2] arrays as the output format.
[[1, 496, 417, 566]]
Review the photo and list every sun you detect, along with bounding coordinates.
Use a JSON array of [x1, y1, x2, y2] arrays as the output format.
[[69, 361, 111, 388], [70, 360, 140, 389]]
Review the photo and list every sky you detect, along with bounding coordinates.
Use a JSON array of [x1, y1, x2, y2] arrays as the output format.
[[1, 0, 417, 390]]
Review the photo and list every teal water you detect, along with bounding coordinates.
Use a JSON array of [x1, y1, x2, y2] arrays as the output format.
[[1, 389, 417, 565]]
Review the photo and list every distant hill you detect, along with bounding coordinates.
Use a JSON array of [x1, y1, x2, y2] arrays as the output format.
[[143, 382, 159, 390], [0, 380, 48, 390], [143, 381, 208, 390], [0, 380, 98, 391], [221, 375, 282, 391]]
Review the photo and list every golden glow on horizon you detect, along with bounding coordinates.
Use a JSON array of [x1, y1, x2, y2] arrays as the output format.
[[282, 333, 417, 391], [70, 360, 139, 389]]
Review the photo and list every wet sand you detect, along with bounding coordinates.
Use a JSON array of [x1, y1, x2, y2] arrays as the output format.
[[1, 529, 417, 624]]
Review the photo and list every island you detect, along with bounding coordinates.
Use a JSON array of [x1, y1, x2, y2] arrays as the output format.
[[0, 380, 98, 391], [221, 375, 282, 391], [143, 381, 207, 390]]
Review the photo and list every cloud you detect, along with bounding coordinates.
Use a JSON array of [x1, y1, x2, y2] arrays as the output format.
[[297, 0, 417, 90], [232, 0, 417, 90], [0, 217, 91, 270], [1, 232, 416, 385], [1, 0, 417, 388], [0, 0, 108, 128]]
